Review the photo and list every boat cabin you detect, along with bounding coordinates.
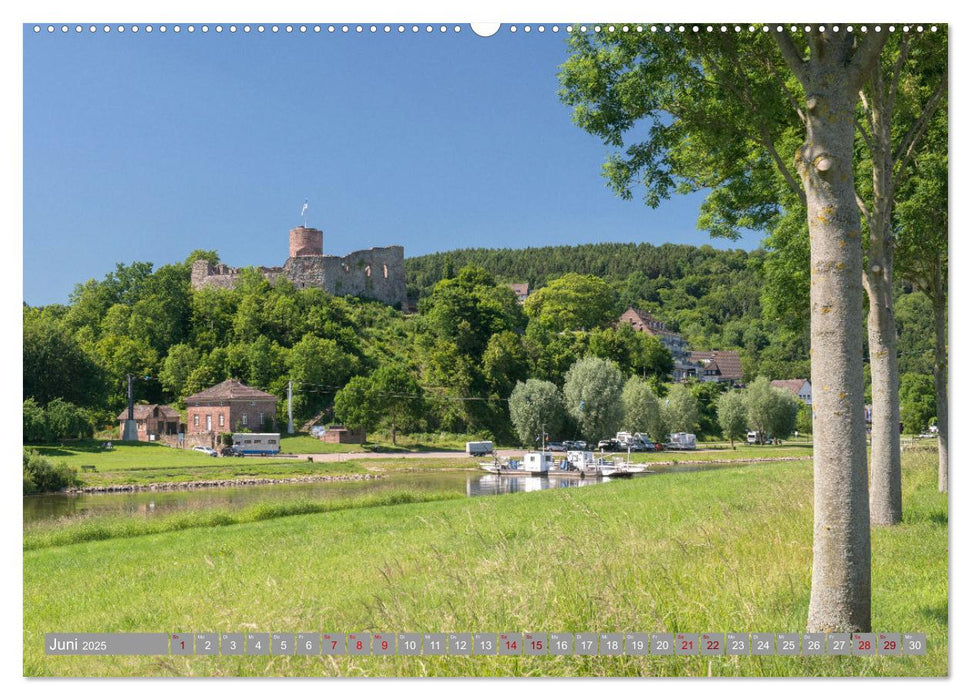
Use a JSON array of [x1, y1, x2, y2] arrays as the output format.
[[522, 451, 554, 474]]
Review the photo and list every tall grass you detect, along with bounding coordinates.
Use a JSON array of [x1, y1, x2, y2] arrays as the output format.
[[23, 490, 462, 550], [23, 453, 946, 677]]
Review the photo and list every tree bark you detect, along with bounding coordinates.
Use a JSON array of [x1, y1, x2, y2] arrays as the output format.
[[862, 64, 903, 526], [931, 265, 948, 492], [777, 30, 882, 633], [865, 265, 902, 524]]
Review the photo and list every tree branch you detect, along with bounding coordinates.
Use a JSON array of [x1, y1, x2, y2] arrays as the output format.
[[767, 57, 807, 126], [887, 32, 911, 115], [697, 35, 806, 206], [774, 33, 808, 86], [892, 70, 948, 189], [847, 30, 889, 93], [856, 190, 872, 226]]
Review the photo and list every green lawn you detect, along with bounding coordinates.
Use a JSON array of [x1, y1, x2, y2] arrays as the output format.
[[23, 451, 946, 677], [624, 444, 813, 464]]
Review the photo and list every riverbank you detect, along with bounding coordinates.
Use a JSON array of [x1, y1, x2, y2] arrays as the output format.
[[23, 451, 946, 677], [64, 472, 383, 494]]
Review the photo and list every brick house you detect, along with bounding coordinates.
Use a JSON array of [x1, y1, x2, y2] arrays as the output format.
[[184, 379, 278, 440], [116, 404, 182, 442], [319, 425, 367, 444]]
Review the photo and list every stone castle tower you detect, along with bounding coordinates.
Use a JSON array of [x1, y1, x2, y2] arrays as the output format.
[[190, 224, 407, 308]]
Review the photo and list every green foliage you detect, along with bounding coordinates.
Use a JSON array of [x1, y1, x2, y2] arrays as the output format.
[[563, 356, 625, 442], [482, 331, 529, 397], [716, 390, 748, 446], [44, 399, 95, 440], [621, 377, 666, 442], [661, 383, 699, 434], [899, 373, 936, 434], [158, 343, 201, 401], [745, 376, 800, 441], [23, 450, 80, 494], [508, 379, 566, 446], [587, 323, 673, 379], [23, 398, 50, 443], [286, 334, 359, 419], [23, 314, 105, 407], [334, 365, 424, 444], [523, 272, 617, 332]]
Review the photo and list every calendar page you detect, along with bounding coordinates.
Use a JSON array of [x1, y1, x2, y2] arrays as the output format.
[[19, 0, 950, 686]]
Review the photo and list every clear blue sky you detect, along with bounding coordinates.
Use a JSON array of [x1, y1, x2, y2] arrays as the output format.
[[23, 24, 763, 306]]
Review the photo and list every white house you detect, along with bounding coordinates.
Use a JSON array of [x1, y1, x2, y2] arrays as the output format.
[[771, 379, 813, 406]]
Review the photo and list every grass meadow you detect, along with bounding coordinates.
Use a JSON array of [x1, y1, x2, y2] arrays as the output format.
[[23, 450, 946, 677]]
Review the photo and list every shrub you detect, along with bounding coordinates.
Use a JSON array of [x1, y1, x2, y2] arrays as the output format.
[[23, 450, 81, 494]]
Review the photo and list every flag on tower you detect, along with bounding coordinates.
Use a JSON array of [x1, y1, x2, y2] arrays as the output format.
[[301, 199, 308, 227]]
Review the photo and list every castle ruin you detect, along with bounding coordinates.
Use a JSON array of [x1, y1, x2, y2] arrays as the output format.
[[190, 225, 407, 308]]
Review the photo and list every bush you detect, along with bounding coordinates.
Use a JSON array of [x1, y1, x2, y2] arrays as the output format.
[[23, 450, 81, 494]]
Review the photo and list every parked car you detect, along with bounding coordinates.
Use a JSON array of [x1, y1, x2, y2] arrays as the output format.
[[192, 445, 218, 457], [545, 442, 565, 452], [597, 439, 619, 451], [220, 445, 242, 457]]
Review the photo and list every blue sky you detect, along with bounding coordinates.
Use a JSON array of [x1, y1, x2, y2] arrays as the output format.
[[23, 23, 763, 305]]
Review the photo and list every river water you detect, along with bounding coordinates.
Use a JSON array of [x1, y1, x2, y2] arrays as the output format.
[[22, 470, 621, 525]]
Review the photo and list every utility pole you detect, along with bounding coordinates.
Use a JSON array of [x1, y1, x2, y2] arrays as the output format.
[[287, 380, 294, 434]]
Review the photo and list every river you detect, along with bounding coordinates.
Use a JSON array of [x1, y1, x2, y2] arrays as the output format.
[[22, 470, 618, 525]]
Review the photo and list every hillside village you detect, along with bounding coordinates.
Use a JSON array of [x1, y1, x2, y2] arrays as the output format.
[[25, 232, 932, 452]]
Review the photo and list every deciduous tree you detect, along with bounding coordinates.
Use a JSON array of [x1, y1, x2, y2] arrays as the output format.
[[563, 356, 625, 443]]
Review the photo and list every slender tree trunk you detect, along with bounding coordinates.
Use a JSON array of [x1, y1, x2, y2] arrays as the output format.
[[865, 262, 902, 525], [864, 70, 903, 526], [780, 32, 877, 632], [931, 269, 948, 492]]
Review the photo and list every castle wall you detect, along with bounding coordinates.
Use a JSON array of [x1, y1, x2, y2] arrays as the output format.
[[322, 246, 406, 308], [190, 243, 406, 308]]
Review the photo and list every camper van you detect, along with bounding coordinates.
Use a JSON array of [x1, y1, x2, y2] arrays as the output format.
[[666, 432, 697, 450], [231, 433, 281, 456], [465, 441, 494, 457]]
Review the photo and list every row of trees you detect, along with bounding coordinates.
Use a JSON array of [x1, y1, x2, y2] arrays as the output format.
[[558, 24, 947, 632]]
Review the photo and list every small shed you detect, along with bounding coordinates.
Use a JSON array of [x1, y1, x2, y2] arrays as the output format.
[[319, 425, 367, 444]]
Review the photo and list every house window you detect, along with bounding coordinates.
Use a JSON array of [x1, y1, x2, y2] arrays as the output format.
[[218, 414, 224, 427], [258, 412, 264, 427], [241, 413, 248, 426], [193, 415, 200, 427], [206, 415, 212, 431]]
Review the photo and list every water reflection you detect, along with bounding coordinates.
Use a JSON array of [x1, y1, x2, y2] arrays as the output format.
[[24, 468, 688, 526]]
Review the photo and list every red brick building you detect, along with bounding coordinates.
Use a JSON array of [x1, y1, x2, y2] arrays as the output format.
[[185, 379, 278, 439], [116, 404, 182, 442]]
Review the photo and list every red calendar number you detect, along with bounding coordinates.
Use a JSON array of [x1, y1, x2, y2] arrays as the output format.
[[858, 640, 871, 651], [356, 641, 363, 651], [706, 640, 719, 650], [530, 640, 543, 651], [681, 640, 693, 650], [380, 640, 388, 651], [883, 640, 896, 651], [505, 640, 518, 651]]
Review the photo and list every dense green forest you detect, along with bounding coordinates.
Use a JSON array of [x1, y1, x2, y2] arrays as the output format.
[[23, 241, 937, 444]]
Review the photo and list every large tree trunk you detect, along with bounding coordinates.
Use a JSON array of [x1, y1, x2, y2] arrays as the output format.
[[932, 267, 948, 492], [779, 31, 881, 633]]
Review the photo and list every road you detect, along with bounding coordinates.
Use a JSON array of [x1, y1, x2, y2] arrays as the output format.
[[289, 450, 522, 463]]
